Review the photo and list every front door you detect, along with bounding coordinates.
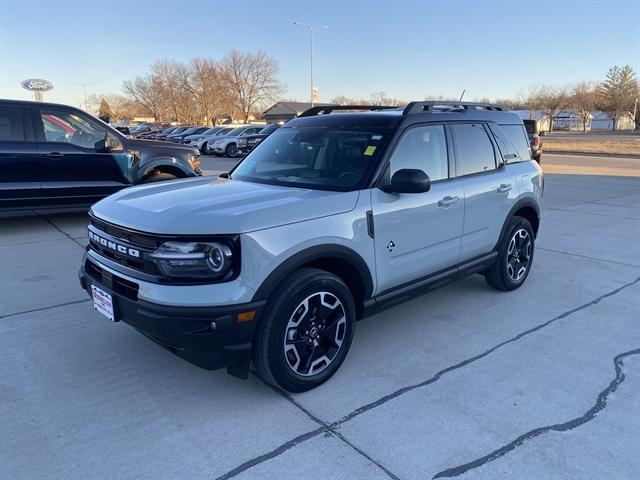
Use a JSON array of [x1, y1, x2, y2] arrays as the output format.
[[0, 105, 42, 207], [34, 108, 129, 203], [371, 124, 464, 294]]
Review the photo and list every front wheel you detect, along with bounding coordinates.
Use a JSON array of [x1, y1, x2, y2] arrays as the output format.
[[200, 141, 208, 154], [252, 268, 356, 392], [485, 216, 535, 291]]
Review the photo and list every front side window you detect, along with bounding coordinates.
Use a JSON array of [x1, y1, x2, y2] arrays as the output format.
[[0, 107, 25, 142], [389, 124, 448, 182], [231, 126, 389, 191], [40, 110, 106, 150], [452, 124, 496, 175]]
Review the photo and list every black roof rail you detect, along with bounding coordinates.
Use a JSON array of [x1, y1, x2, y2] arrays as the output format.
[[403, 101, 505, 115], [298, 104, 399, 117]]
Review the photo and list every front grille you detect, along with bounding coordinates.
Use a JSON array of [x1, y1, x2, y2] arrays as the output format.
[[85, 259, 139, 301]]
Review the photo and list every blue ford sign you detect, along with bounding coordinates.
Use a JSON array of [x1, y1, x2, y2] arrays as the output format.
[[21, 79, 54, 92]]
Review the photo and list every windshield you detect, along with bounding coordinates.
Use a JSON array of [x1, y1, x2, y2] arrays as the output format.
[[227, 126, 250, 136], [181, 127, 201, 135], [203, 127, 221, 135], [170, 127, 187, 134], [161, 126, 176, 134], [259, 124, 277, 135], [231, 126, 389, 191]]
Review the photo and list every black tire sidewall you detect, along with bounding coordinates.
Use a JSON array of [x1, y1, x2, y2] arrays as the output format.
[[258, 270, 356, 391], [498, 217, 535, 289]]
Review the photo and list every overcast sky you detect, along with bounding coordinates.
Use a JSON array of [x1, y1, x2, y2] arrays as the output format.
[[1, 0, 638, 107]]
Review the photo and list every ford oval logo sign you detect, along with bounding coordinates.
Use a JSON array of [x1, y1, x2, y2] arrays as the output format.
[[21, 79, 54, 92]]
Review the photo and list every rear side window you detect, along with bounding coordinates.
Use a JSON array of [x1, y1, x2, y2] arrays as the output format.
[[501, 125, 532, 162], [451, 124, 496, 175], [0, 107, 25, 142]]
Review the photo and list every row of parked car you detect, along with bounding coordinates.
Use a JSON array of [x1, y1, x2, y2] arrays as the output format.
[[125, 122, 279, 157]]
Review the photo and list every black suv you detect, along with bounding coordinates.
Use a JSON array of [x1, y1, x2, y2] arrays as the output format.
[[236, 123, 279, 156], [0, 100, 202, 209]]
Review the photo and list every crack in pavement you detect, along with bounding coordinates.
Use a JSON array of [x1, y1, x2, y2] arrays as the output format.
[[213, 275, 640, 479], [332, 275, 640, 426], [537, 247, 640, 269], [0, 298, 91, 321], [34, 212, 86, 249], [432, 347, 640, 478]]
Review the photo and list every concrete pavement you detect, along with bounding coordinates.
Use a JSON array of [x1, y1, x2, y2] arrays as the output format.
[[1, 155, 639, 479]]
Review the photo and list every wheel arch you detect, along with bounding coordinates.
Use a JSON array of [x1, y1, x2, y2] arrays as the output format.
[[136, 159, 191, 183], [494, 198, 540, 251], [252, 244, 374, 319]]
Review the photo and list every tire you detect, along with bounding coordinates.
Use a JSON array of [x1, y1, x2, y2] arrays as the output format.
[[200, 141, 208, 154], [533, 152, 542, 163], [485, 216, 535, 291], [252, 268, 356, 392], [225, 143, 237, 158], [142, 172, 180, 183]]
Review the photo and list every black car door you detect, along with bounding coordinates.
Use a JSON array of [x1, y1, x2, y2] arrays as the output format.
[[33, 107, 129, 203], [0, 105, 42, 207]]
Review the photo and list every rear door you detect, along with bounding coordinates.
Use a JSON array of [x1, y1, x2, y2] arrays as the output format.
[[34, 108, 129, 203], [451, 123, 516, 261], [0, 105, 41, 206]]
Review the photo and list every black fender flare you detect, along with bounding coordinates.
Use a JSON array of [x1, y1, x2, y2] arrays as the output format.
[[135, 158, 192, 182], [251, 244, 374, 302], [494, 197, 541, 251]]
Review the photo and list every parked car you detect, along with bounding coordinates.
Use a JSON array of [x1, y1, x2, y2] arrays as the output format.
[[79, 101, 543, 392], [236, 123, 279, 156], [187, 126, 239, 153], [208, 124, 265, 157], [155, 125, 188, 142], [140, 125, 179, 140], [0, 99, 202, 209], [523, 119, 543, 162], [166, 126, 208, 144], [133, 123, 169, 138]]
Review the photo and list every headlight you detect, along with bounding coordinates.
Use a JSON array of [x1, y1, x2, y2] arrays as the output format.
[[187, 153, 200, 170], [148, 241, 233, 279], [237, 138, 247, 146]]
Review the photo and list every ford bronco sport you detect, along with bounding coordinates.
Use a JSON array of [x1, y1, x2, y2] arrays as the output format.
[[79, 102, 543, 392]]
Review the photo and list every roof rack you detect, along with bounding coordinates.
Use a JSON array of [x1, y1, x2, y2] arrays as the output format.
[[402, 101, 505, 115], [298, 105, 399, 117]]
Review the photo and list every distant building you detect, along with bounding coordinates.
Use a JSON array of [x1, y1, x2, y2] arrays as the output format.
[[512, 110, 635, 131], [261, 101, 332, 124]]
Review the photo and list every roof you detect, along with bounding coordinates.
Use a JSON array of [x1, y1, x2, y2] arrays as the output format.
[[262, 101, 333, 117], [0, 98, 86, 111]]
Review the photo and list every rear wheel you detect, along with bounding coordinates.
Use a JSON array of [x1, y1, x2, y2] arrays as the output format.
[[225, 143, 237, 157], [252, 268, 356, 392], [200, 141, 208, 154], [485, 216, 535, 291]]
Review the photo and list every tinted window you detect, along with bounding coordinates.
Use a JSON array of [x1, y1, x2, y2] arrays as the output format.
[[389, 125, 448, 181], [232, 127, 389, 191], [501, 125, 532, 162], [452, 124, 496, 175], [40, 110, 106, 150], [523, 120, 538, 135], [0, 107, 25, 142]]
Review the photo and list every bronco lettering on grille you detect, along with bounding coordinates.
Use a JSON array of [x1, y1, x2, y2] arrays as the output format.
[[88, 230, 140, 258]]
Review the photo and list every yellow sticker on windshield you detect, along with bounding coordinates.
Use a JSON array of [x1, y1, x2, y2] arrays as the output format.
[[364, 146, 377, 156]]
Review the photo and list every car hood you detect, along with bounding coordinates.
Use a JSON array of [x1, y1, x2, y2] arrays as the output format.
[[127, 138, 197, 152], [91, 177, 360, 235]]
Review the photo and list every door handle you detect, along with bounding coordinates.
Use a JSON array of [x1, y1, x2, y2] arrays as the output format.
[[438, 195, 459, 207], [45, 152, 64, 158], [497, 183, 512, 194]]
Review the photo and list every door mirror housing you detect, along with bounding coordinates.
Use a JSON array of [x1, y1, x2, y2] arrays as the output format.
[[383, 169, 430, 194], [104, 132, 124, 152]]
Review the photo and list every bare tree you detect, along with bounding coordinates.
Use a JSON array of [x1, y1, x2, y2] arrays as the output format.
[[535, 85, 569, 132], [88, 94, 142, 121], [220, 50, 284, 123], [122, 75, 167, 121], [570, 81, 599, 132]]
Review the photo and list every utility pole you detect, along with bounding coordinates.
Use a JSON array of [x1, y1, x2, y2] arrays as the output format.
[[293, 21, 327, 107], [76, 82, 92, 111]]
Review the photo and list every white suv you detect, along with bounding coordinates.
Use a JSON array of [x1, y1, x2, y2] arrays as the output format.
[[207, 124, 265, 157], [79, 102, 543, 392]]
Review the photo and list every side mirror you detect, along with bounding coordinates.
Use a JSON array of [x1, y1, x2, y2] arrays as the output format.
[[104, 133, 124, 152], [383, 169, 430, 194]]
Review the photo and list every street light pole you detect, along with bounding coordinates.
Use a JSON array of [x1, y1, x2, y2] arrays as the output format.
[[294, 21, 327, 107], [76, 82, 92, 111]]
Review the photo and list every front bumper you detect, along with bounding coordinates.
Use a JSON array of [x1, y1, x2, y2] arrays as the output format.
[[79, 252, 264, 371]]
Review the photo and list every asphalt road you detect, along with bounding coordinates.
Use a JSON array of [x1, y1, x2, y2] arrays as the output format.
[[1, 154, 639, 479]]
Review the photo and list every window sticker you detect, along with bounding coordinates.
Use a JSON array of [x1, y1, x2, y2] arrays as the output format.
[[364, 145, 377, 156]]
